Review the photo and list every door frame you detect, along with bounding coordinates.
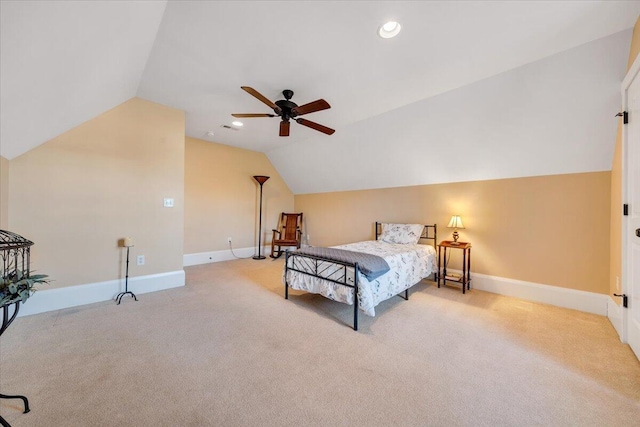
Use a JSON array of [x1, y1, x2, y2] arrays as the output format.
[[620, 53, 640, 347]]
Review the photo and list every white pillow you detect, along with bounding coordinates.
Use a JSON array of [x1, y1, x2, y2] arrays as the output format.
[[379, 223, 424, 244]]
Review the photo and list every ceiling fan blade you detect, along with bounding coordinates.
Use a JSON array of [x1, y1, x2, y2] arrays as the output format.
[[296, 118, 335, 135], [231, 113, 275, 118], [280, 120, 290, 137], [292, 99, 331, 116], [241, 86, 281, 114]]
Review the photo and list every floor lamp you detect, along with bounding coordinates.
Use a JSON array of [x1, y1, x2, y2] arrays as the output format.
[[253, 175, 270, 260], [116, 237, 138, 304]]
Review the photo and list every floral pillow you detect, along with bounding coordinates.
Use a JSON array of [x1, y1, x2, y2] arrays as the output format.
[[379, 223, 424, 244]]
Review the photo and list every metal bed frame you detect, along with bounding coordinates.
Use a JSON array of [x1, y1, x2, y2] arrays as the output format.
[[284, 222, 437, 330]]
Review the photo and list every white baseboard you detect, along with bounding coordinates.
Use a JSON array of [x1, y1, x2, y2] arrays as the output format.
[[607, 296, 626, 341], [14, 264, 609, 319], [184, 246, 271, 266], [18, 270, 185, 317], [445, 270, 608, 316]]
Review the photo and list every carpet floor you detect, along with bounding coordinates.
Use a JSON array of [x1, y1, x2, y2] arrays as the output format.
[[1, 258, 639, 426]]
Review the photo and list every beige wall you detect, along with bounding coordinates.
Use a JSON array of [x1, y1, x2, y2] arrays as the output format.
[[8, 98, 185, 289], [610, 16, 640, 299], [184, 137, 294, 254], [0, 156, 8, 229], [296, 172, 610, 294]]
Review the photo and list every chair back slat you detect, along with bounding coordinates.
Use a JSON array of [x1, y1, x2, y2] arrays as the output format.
[[283, 214, 300, 240]]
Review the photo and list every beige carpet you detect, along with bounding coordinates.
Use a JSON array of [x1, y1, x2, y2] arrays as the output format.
[[1, 258, 639, 426]]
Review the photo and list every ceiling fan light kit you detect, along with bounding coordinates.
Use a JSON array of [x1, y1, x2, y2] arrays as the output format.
[[233, 86, 335, 137]]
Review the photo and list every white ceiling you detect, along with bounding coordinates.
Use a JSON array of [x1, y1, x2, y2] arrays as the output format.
[[2, 1, 639, 192], [269, 29, 631, 194], [0, 0, 167, 159]]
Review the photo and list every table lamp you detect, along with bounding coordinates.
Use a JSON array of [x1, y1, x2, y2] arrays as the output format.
[[447, 215, 465, 244]]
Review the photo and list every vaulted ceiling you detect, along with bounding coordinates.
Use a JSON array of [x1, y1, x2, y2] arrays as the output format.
[[2, 1, 639, 194]]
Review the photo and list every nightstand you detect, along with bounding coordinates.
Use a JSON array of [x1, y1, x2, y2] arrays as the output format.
[[437, 241, 472, 294]]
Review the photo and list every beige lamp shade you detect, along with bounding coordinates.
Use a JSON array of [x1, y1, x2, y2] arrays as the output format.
[[447, 215, 465, 229], [122, 237, 134, 247]]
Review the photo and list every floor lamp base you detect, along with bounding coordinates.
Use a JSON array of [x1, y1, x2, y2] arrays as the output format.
[[253, 255, 266, 260], [117, 246, 138, 304], [116, 291, 138, 304]]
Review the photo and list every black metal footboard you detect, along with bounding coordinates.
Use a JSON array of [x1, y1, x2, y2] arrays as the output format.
[[284, 250, 361, 330]]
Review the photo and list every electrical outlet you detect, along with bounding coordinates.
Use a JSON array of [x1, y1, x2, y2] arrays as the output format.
[[227, 237, 232, 244], [137, 255, 145, 266]]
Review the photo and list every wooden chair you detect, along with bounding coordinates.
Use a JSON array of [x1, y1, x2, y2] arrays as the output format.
[[270, 212, 303, 259]]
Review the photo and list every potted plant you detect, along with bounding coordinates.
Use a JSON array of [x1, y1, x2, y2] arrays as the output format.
[[0, 271, 49, 307]]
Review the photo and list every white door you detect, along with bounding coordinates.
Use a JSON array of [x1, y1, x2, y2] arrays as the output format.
[[624, 56, 640, 359]]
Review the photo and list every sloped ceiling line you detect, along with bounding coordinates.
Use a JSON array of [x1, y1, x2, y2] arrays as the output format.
[[0, 0, 168, 159], [1, 1, 639, 195]]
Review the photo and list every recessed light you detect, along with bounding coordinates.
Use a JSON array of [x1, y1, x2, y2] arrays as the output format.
[[206, 131, 215, 137], [378, 21, 401, 39], [231, 121, 243, 127]]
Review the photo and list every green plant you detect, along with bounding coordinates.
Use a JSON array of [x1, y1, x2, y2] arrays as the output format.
[[0, 271, 49, 306]]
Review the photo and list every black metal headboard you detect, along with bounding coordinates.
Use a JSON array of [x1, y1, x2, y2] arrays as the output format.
[[375, 222, 437, 247]]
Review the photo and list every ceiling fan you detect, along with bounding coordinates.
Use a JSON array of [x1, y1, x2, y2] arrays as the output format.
[[232, 86, 335, 137]]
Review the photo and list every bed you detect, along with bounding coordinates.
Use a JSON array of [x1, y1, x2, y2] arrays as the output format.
[[284, 222, 437, 330]]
